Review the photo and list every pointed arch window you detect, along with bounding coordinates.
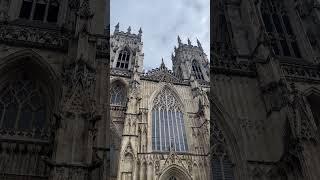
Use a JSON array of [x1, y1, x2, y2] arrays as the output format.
[[261, 0, 301, 58], [212, 156, 234, 180], [110, 81, 127, 106], [169, 177, 177, 180], [192, 60, 204, 80], [0, 74, 47, 133], [211, 120, 235, 180], [152, 88, 188, 152], [116, 48, 130, 69], [175, 66, 183, 80], [19, 0, 60, 23], [306, 94, 320, 129]]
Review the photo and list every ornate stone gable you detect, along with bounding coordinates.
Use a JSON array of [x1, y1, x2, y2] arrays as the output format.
[[141, 61, 188, 85]]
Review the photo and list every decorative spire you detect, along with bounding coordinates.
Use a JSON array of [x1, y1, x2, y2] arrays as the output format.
[[187, 38, 191, 45], [138, 27, 142, 34], [138, 27, 142, 39], [160, 58, 166, 70], [197, 38, 202, 49], [114, 22, 119, 33], [127, 26, 131, 34], [178, 35, 182, 45]]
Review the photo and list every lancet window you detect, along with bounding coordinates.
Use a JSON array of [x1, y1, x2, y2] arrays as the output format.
[[192, 60, 204, 80], [19, 0, 60, 23], [116, 49, 130, 69], [261, 0, 301, 58], [152, 87, 188, 152]]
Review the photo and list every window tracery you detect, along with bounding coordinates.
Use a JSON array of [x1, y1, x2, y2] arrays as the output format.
[[192, 60, 204, 80], [0, 78, 47, 132], [211, 119, 234, 180], [19, 0, 60, 23], [261, 0, 301, 58], [116, 48, 130, 69], [152, 87, 188, 152], [168, 176, 177, 180], [110, 82, 127, 106]]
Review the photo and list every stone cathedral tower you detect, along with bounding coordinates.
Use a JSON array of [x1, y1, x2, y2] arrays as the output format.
[[0, 0, 110, 179], [211, 0, 320, 179], [109, 24, 210, 180]]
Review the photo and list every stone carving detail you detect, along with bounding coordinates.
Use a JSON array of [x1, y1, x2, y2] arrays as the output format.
[[211, 60, 257, 77], [141, 64, 188, 85], [211, 119, 229, 157], [0, 23, 68, 51], [261, 80, 289, 114], [62, 58, 96, 113], [287, 83, 317, 142], [53, 166, 89, 180], [281, 63, 320, 82], [0, 0, 9, 22]]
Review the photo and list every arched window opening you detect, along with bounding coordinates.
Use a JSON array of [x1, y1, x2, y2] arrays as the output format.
[[192, 60, 204, 80], [175, 66, 183, 80], [212, 156, 234, 180], [152, 88, 188, 152], [261, 0, 301, 58], [116, 49, 130, 69], [306, 94, 320, 128], [169, 176, 177, 180], [110, 81, 127, 106], [0, 76, 47, 133], [19, 0, 60, 23]]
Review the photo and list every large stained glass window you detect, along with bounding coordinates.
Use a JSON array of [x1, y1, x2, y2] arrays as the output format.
[[152, 87, 188, 152], [110, 81, 127, 106], [0, 78, 47, 131]]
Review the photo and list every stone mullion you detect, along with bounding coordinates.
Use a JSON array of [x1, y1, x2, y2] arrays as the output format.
[[178, 112, 185, 151], [29, 0, 37, 20], [43, 0, 50, 22], [174, 110, 181, 151], [147, 162, 153, 180], [159, 107, 162, 151]]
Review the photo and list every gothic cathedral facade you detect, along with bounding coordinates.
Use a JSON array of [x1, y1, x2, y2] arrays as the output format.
[[211, 0, 320, 180], [109, 25, 210, 180]]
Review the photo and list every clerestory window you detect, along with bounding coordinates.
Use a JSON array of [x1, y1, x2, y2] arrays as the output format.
[[192, 60, 204, 80], [19, 0, 60, 23], [116, 49, 130, 69], [261, 0, 301, 58], [152, 87, 188, 152]]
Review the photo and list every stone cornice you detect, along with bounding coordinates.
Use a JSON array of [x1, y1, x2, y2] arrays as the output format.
[[280, 62, 320, 83], [211, 60, 257, 77], [0, 22, 69, 52]]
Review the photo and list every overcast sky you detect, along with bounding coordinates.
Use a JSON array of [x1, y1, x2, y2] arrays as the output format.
[[110, 0, 209, 71]]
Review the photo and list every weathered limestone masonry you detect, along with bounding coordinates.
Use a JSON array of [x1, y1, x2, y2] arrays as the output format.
[[211, 0, 320, 179], [109, 24, 210, 180], [0, 0, 109, 179]]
